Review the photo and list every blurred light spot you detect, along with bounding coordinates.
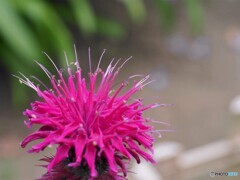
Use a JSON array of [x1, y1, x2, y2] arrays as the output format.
[[187, 37, 211, 60], [176, 140, 231, 169], [166, 35, 211, 60], [229, 95, 240, 115], [131, 160, 162, 180], [153, 141, 183, 162], [149, 67, 169, 91], [226, 26, 240, 53], [166, 35, 188, 55]]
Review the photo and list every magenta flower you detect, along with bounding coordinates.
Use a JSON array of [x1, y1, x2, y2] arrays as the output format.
[[17, 49, 165, 179]]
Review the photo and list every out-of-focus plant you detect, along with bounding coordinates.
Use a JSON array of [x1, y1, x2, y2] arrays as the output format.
[[0, 0, 203, 106], [0, 0, 128, 105], [184, 0, 204, 33], [154, 0, 204, 33]]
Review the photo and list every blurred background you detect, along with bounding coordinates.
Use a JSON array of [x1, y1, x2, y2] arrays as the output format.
[[1, 0, 240, 179]]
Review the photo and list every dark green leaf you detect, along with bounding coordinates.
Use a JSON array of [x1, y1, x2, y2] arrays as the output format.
[[0, 0, 41, 61], [184, 0, 204, 33], [122, 0, 146, 23], [155, 0, 175, 30], [70, 0, 97, 36], [97, 17, 125, 39]]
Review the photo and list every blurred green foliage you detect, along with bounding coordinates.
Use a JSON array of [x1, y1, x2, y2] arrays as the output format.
[[0, 0, 203, 106]]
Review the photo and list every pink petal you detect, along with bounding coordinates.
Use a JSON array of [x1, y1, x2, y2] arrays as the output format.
[[47, 144, 70, 171], [103, 143, 117, 173], [84, 144, 97, 177]]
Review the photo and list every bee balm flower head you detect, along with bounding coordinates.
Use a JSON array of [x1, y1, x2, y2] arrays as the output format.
[[18, 49, 165, 179]]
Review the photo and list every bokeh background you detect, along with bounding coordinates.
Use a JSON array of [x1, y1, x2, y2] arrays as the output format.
[[1, 0, 240, 179]]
